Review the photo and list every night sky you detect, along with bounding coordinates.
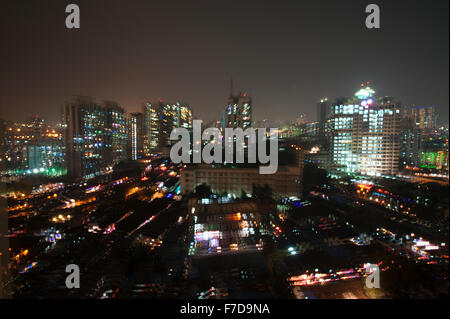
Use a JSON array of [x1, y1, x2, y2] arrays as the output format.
[[1, 0, 448, 125]]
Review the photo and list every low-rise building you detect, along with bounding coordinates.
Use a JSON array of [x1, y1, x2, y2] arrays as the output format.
[[180, 164, 302, 199]]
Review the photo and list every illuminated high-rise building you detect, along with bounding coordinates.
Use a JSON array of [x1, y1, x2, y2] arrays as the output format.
[[103, 101, 128, 165], [63, 96, 107, 179], [143, 100, 192, 155], [130, 112, 144, 160], [224, 90, 252, 130], [142, 101, 161, 155], [63, 96, 127, 179], [317, 98, 329, 139], [160, 102, 193, 147], [399, 114, 421, 169], [329, 83, 401, 177], [410, 106, 437, 130]]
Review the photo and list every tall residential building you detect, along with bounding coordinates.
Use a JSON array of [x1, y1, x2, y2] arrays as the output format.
[[142, 101, 161, 155], [103, 101, 128, 165], [399, 115, 421, 169], [329, 84, 401, 177], [410, 106, 437, 130], [142, 101, 193, 155], [317, 98, 329, 139], [63, 96, 107, 179], [160, 102, 193, 147], [224, 91, 252, 130], [130, 112, 144, 161], [63, 96, 127, 179]]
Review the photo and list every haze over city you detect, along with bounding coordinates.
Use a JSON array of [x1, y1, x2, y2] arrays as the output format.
[[0, 0, 449, 307], [1, 0, 448, 125]]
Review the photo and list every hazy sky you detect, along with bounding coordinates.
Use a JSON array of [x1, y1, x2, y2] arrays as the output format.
[[1, 0, 448, 125]]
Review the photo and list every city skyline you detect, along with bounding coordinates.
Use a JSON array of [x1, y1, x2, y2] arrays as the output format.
[[1, 85, 448, 128], [2, 83, 447, 180], [1, 0, 448, 303], [1, 0, 449, 125]]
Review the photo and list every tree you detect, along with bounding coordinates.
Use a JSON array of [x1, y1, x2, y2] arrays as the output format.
[[194, 183, 212, 198], [252, 184, 273, 201], [303, 163, 329, 194]]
